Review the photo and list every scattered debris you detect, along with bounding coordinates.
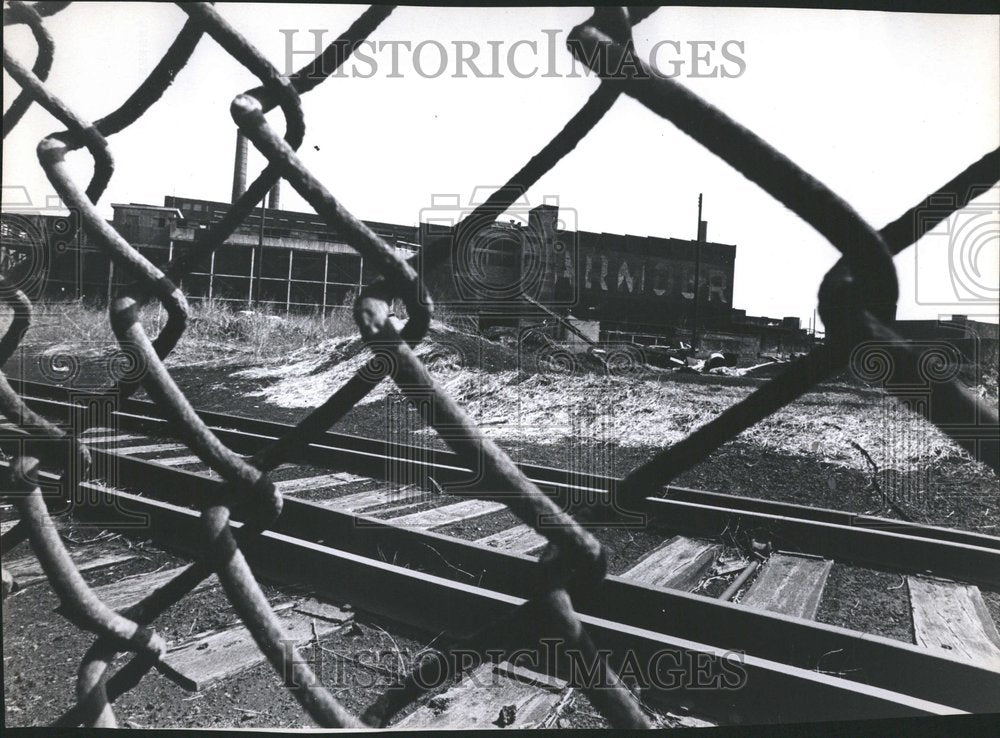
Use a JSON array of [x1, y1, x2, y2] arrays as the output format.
[[712, 559, 751, 578], [495, 704, 517, 728], [703, 352, 728, 371], [428, 695, 451, 715], [294, 598, 353, 623]]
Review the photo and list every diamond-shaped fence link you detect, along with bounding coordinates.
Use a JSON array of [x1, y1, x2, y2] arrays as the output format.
[[1, 2, 997, 729]]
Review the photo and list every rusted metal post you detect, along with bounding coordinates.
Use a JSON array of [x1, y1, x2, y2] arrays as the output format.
[[286, 249, 293, 313], [719, 559, 760, 601], [691, 193, 703, 351], [321, 253, 328, 325]]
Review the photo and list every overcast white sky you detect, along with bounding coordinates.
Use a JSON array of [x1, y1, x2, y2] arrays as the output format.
[[3, 3, 998, 328]]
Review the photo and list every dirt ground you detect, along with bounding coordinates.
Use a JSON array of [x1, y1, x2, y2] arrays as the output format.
[[1, 515, 668, 730], [0, 520, 430, 729]]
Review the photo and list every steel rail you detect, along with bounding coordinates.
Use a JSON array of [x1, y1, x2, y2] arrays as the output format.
[[9, 380, 1000, 556], [2, 459, 973, 723], [2, 440, 998, 713]]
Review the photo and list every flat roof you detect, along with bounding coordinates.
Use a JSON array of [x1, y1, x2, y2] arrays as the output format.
[[112, 203, 183, 218]]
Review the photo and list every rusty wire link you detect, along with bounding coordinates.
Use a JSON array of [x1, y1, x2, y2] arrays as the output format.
[[249, 10, 661, 482], [37, 5, 405, 729], [2, 459, 165, 683], [232, 92, 607, 575], [2, 0, 68, 26], [2, 1, 54, 137], [3, 459, 163, 657], [2, 1, 998, 731], [218, 3, 646, 720], [1, 1, 399, 728], [568, 8, 899, 321], [180, 2, 642, 726], [162, 4, 395, 288], [559, 8, 1000, 511], [879, 148, 998, 257], [4, 4, 353, 726], [0, 278, 90, 477], [1, 0, 201, 505], [0, 0, 256, 724]]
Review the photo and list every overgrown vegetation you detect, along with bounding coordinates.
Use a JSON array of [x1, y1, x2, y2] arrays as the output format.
[[1, 298, 358, 368], [3, 299, 996, 531]]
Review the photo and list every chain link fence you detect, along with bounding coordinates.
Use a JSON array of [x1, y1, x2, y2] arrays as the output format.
[[1, 2, 998, 728]]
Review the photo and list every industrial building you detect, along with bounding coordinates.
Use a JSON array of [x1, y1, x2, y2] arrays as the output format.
[[0, 134, 833, 362], [3, 200, 808, 365], [7, 194, 1000, 368]]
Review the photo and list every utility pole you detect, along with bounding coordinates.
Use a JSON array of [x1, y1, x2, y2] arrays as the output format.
[[690, 193, 703, 352], [255, 197, 265, 306]]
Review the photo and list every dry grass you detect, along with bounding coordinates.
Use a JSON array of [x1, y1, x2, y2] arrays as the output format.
[[1, 298, 358, 368], [236, 321, 996, 477], [5, 300, 996, 482]]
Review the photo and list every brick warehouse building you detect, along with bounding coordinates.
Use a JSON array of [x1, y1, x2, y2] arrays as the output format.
[[9, 197, 998, 366], [1, 193, 820, 360], [2, 195, 751, 326], [0, 131, 822, 359], [418, 202, 738, 337], [0, 197, 416, 314]]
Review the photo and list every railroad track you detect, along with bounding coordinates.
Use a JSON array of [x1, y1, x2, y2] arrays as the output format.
[[3, 379, 1000, 726]]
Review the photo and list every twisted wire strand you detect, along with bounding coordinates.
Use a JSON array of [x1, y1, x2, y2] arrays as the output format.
[[2, 0, 55, 137], [17, 3, 396, 728], [557, 9, 999, 507], [50, 6, 403, 727], [3, 460, 165, 721], [18, 3, 354, 724], [3, 4, 287, 725], [201, 3, 645, 725], [2, 0, 69, 26], [567, 12, 899, 318], [251, 7, 668, 470]]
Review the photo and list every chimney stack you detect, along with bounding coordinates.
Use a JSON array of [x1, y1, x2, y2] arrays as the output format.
[[267, 180, 281, 211], [232, 131, 248, 203]]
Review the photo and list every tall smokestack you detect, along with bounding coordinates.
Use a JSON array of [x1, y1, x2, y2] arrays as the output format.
[[231, 131, 248, 203], [267, 180, 281, 211]]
